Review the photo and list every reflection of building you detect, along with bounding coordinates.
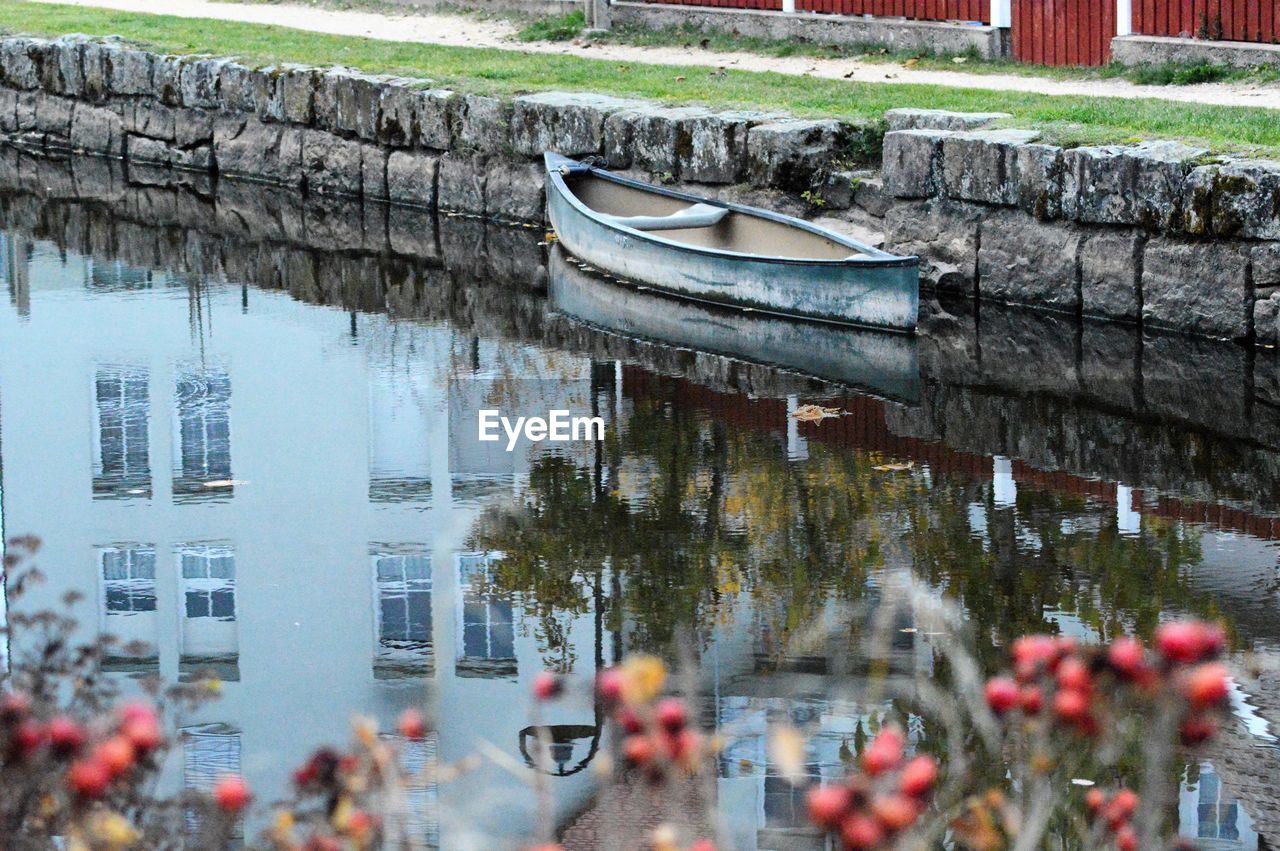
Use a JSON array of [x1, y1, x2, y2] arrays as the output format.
[[0, 236, 615, 849]]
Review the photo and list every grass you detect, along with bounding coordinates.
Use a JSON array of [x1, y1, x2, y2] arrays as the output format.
[[3, 0, 1280, 153], [515, 9, 584, 42]]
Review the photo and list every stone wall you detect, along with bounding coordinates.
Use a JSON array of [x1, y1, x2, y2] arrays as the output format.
[[880, 116, 1280, 345], [10, 34, 1280, 345], [0, 34, 882, 230]]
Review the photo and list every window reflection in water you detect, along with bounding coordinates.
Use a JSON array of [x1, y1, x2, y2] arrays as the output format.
[[373, 549, 434, 679], [456, 553, 515, 679], [174, 367, 232, 502], [97, 545, 158, 674], [382, 733, 440, 849], [92, 367, 151, 500], [178, 544, 239, 683], [182, 722, 243, 843]]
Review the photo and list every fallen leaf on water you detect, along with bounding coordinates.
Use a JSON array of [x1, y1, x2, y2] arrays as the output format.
[[873, 462, 914, 472], [791, 404, 845, 421]]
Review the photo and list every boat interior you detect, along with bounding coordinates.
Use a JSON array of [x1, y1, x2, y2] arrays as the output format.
[[565, 171, 873, 261]]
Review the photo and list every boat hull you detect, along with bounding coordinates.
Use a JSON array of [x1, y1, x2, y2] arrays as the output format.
[[549, 248, 921, 404], [545, 155, 919, 331]]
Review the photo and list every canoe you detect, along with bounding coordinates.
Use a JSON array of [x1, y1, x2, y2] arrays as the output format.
[[543, 152, 919, 332], [548, 247, 921, 404]]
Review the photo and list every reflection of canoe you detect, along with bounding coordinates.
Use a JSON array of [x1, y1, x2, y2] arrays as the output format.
[[548, 248, 921, 404], [543, 153, 919, 332]]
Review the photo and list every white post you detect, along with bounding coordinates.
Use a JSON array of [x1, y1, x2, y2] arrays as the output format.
[[990, 0, 1011, 28], [993, 456, 1016, 508], [1116, 485, 1141, 536], [782, 0, 795, 13], [1116, 0, 1132, 35]]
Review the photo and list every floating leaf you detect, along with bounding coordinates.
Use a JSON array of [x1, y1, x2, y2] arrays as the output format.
[[791, 404, 845, 422]]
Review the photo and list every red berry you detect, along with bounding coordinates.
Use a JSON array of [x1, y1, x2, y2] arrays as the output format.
[[397, 709, 426, 740], [622, 734, 656, 767], [1155, 622, 1203, 664], [11, 719, 45, 759], [122, 717, 163, 753], [985, 677, 1020, 715], [302, 838, 342, 851], [214, 776, 251, 813], [1104, 789, 1140, 829], [1012, 635, 1059, 669], [615, 706, 644, 735], [596, 668, 624, 704], [93, 736, 136, 778], [1108, 638, 1145, 677], [1180, 715, 1216, 745], [533, 671, 562, 701], [48, 716, 86, 755], [655, 698, 688, 734], [1056, 657, 1091, 692], [862, 727, 904, 776], [1183, 663, 1230, 709], [118, 701, 158, 726], [66, 759, 111, 800], [1116, 824, 1138, 851], [1086, 788, 1105, 812], [1019, 686, 1044, 715], [898, 756, 939, 797], [689, 841, 716, 851], [871, 793, 919, 832], [807, 785, 853, 829], [347, 809, 376, 837], [840, 814, 884, 849], [1053, 689, 1090, 724]]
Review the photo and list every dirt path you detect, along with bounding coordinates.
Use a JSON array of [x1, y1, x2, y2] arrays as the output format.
[[32, 0, 1280, 109]]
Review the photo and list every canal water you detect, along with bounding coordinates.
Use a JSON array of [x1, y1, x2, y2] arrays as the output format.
[[0, 155, 1278, 849]]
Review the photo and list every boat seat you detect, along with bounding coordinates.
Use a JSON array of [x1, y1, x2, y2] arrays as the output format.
[[602, 203, 729, 232]]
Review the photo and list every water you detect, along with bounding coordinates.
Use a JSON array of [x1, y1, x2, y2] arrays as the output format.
[[0, 155, 1278, 849]]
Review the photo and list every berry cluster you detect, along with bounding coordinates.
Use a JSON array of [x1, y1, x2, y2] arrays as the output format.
[[805, 727, 940, 850], [1085, 788, 1140, 851], [983, 622, 1232, 745]]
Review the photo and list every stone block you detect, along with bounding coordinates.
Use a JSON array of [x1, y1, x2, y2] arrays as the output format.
[[126, 135, 213, 171], [79, 39, 115, 101], [335, 72, 389, 140], [941, 128, 1040, 206], [386, 149, 439, 208], [438, 152, 486, 214], [746, 119, 850, 191], [455, 93, 510, 154], [1079, 229, 1143, 321], [51, 36, 87, 97], [69, 103, 123, 156], [1014, 143, 1065, 220], [510, 92, 641, 157], [486, 160, 545, 223], [884, 108, 1010, 132], [124, 101, 176, 141], [377, 81, 420, 147], [377, 85, 455, 150], [35, 96, 73, 138], [1079, 320, 1141, 409], [152, 55, 183, 106], [213, 115, 304, 186], [603, 105, 709, 176], [882, 129, 951, 199], [1253, 242, 1280, 290], [1, 38, 44, 90], [683, 111, 766, 184], [414, 89, 457, 150], [301, 128, 364, 197], [1255, 292, 1280, 346], [1061, 141, 1205, 230], [1184, 160, 1280, 240], [977, 210, 1083, 311], [217, 61, 256, 114], [179, 56, 229, 109], [105, 47, 153, 96], [1142, 332, 1249, 433], [1142, 237, 1251, 339], [174, 108, 214, 148], [361, 144, 388, 199], [883, 197, 982, 291]]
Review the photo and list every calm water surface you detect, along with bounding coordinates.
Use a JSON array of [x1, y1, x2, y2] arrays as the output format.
[[0, 164, 1278, 849]]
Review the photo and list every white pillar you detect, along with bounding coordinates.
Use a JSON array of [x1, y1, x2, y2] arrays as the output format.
[[785, 396, 808, 461], [1116, 0, 1132, 35], [1116, 484, 1141, 536], [993, 456, 1016, 508], [990, 0, 1011, 28], [782, 0, 795, 13]]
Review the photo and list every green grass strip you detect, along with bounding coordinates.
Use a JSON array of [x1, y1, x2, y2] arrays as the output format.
[[2, 0, 1279, 153]]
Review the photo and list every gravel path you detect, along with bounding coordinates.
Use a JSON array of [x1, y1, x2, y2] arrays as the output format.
[[31, 0, 1280, 109]]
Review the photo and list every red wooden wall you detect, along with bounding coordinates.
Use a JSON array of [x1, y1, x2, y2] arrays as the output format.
[[1012, 0, 1114, 65], [1132, 1, 1280, 42], [793, 0, 989, 21]]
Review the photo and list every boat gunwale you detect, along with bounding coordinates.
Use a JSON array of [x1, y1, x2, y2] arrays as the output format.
[[544, 153, 919, 269]]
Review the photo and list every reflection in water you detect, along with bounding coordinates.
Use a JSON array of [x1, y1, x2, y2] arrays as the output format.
[[1, 165, 1279, 848]]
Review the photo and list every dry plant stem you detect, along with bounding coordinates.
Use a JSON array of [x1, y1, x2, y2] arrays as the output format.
[[533, 703, 554, 845], [1136, 699, 1179, 850]]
